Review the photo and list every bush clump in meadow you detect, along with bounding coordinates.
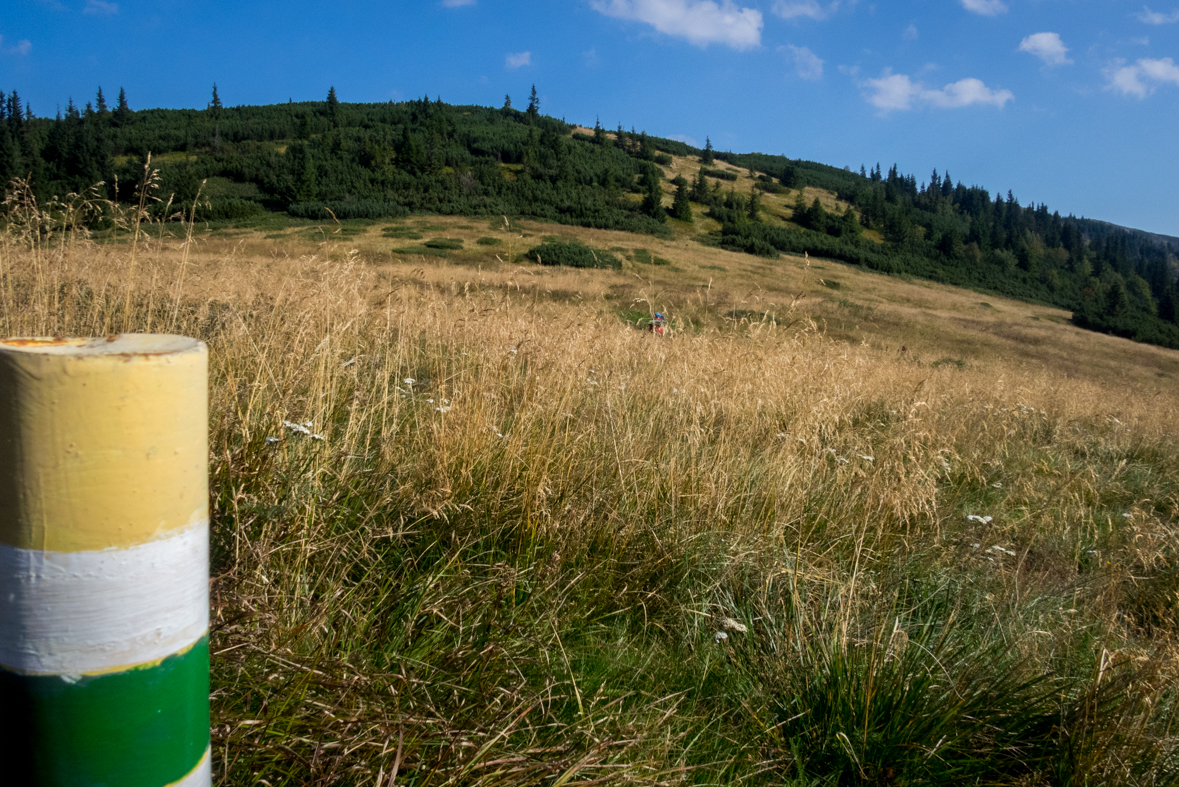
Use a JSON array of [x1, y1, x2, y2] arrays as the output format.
[[632, 248, 671, 266], [475, 236, 502, 246], [526, 241, 621, 270], [188, 198, 267, 222], [382, 227, 423, 239], [700, 167, 739, 181], [288, 200, 409, 220], [424, 238, 463, 250]]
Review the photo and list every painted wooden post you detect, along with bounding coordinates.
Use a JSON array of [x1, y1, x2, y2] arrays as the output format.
[[0, 335, 210, 787]]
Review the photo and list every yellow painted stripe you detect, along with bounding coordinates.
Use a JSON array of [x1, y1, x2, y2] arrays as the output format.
[[0, 335, 208, 552]]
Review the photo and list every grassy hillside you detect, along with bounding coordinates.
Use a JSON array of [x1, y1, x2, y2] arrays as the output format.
[[2, 91, 1177, 350], [3, 188, 1178, 785]]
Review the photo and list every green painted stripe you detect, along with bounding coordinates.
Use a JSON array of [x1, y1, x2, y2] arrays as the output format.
[[0, 636, 209, 787]]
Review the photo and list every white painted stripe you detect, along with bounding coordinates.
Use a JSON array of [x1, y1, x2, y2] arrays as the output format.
[[168, 747, 212, 787], [0, 520, 208, 675]]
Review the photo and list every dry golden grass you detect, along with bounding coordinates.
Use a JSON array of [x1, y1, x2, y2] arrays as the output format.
[[3, 184, 1179, 784]]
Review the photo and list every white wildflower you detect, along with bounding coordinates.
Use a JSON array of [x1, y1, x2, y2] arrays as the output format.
[[311, 434, 325, 441], [265, 436, 280, 444], [282, 420, 311, 435], [404, 378, 415, 385], [714, 631, 729, 643], [720, 618, 748, 633]]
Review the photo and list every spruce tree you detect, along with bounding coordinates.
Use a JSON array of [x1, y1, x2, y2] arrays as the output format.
[[95, 87, 108, 115], [527, 85, 539, 119], [747, 186, 761, 223], [702, 136, 714, 164], [209, 83, 223, 113], [114, 87, 131, 126], [326, 86, 339, 125], [503, 94, 512, 110], [593, 117, 606, 145], [672, 176, 693, 222], [639, 167, 665, 222], [639, 130, 652, 160], [781, 165, 796, 189], [792, 192, 807, 225], [842, 206, 862, 237], [690, 169, 708, 202]]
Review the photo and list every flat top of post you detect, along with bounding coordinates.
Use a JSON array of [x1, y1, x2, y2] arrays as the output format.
[[0, 334, 202, 357]]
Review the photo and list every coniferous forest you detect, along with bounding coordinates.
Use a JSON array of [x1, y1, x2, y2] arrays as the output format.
[[2, 86, 1177, 350]]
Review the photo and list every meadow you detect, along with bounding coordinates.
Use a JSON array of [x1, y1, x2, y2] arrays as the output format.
[[3, 181, 1178, 786]]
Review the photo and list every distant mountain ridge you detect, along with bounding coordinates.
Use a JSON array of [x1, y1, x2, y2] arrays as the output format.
[[1074, 217, 1179, 258]]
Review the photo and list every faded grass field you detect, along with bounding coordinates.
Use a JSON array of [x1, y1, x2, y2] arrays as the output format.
[[3, 180, 1179, 786]]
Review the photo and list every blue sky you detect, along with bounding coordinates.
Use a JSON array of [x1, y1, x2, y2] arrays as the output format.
[[2, 0, 1178, 235]]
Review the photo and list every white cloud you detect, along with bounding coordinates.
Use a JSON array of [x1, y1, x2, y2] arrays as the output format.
[[84, 0, 118, 14], [1137, 6, 1179, 24], [1106, 56, 1179, 97], [1106, 61, 1148, 97], [1019, 32, 1072, 66], [781, 44, 823, 80], [862, 69, 1013, 112], [772, 0, 839, 21], [505, 51, 531, 69], [961, 0, 1007, 16], [0, 35, 33, 56], [903, 24, 918, 41], [1140, 56, 1179, 81], [591, 0, 763, 50]]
